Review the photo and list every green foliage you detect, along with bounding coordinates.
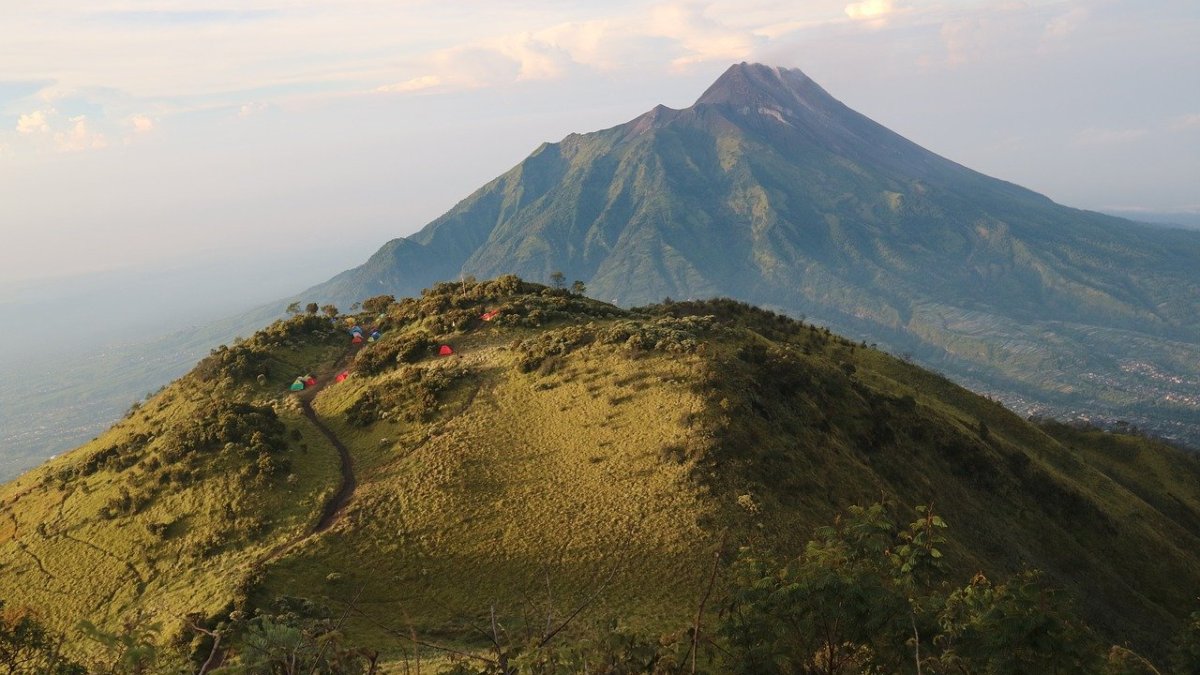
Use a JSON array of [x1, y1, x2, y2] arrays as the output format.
[[305, 303, 320, 315], [165, 401, 287, 460], [76, 611, 161, 675], [361, 294, 397, 316], [228, 596, 376, 674], [1173, 606, 1200, 675], [718, 503, 1105, 675], [195, 314, 340, 383], [353, 332, 434, 376], [0, 602, 85, 674], [718, 503, 912, 674], [196, 343, 271, 383], [934, 571, 1101, 674], [345, 364, 469, 426], [594, 315, 713, 353]]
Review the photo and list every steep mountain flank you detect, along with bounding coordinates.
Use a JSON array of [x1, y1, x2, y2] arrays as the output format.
[[306, 62, 1200, 444]]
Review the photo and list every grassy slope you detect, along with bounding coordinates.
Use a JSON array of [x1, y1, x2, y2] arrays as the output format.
[[0, 327, 347, 661], [1, 279, 1199, 668]]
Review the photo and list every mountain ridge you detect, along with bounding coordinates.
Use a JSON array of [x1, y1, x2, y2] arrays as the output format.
[[2, 279, 1200, 669], [299, 62, 1200, 444]]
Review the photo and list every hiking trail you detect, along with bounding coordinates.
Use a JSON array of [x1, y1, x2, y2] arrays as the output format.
[[254, 345, 360, 568]]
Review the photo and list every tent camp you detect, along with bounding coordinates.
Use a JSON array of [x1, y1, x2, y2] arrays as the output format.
[[290, 377, 306, 391], [480, 310, 500, 322], [438, 345, 454, 356], [352, 334, 364, 344], [305, 375, 317, 387], [335, 371, 349, 383], [370, 330, 381, 340]]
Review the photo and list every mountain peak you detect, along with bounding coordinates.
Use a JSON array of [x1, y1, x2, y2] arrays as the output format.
[[694, 62, 828, 108]]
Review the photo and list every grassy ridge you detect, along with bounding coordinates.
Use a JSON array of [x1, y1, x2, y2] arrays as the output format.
[[0, 278, 1198, 669]]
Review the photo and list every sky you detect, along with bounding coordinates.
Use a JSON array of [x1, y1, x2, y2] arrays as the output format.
[[1, 0, 1198, 286]]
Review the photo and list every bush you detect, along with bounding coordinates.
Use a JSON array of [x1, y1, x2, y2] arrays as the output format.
[[346, 365, 469, 427]]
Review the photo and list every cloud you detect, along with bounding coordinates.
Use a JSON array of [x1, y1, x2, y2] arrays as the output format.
[[1043, 6, 1088, 40], [54, 115, 107, 151], [1172, 114, 1200, 131], [940, 18, 987, 65], [375, 75, 442, 94], [1075, 127, 1148, 146], [129, 114, 155, 132], [649, 2, 758, 68], [845, 0, 894, 21], [238, 102, 269, 118], [16, 110, 51, 134]]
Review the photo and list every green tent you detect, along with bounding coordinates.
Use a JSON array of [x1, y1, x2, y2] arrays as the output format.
[[290, 378, 306, 391]]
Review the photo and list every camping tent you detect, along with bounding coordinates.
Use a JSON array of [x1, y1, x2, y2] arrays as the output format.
[[290, 378, 306, 391], [480, 310, 500, 322], [370, 331, 381, 340], [334, 371, 349, 383], [352, 334, 364, 344], [305, 376, 317, 387], [438, 345, 454, 356]]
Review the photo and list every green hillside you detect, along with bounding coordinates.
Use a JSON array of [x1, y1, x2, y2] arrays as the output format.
[[304, 62, 1200, 448], [2, 278, 1199, 671]]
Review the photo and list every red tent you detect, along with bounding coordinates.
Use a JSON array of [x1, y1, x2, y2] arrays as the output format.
[[438, 344, 454, 356], [334, 371, 349, 383], [305, 376, 317, 387], [480, 310, 500, 322], [352, 334, 364, 344]]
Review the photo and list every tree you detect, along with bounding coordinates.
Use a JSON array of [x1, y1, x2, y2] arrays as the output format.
[[285, 302, 302, 316], [77, 611, 161, 675], [719, 504, 911, 674], [549, 271, 566, 289], [233, 596, 376, 674], [1172, 605, 1200, 674], [305, 303, 319, 315], [321, 304, 339, 318], [0, 602, 85, 674], [934, 570, 1101, 674], [718, 503, 1106, 675], [361, 295, 396, 316], [571, 280, 587, 295]]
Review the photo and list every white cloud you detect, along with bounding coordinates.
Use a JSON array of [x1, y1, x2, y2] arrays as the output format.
[[54, 116, 107, 151], [130, 114, 155, 132], [16, 111, 51, 134], [238, 102, 269, 118], [375, 75, 442, 94], [1172, 114, 1200, 131], [649, 2, 758, 68], [940, 18, 987, 65], [1075, 127, 1148, 146], [1043, 6, 1088, 40], [845, 0, 894, 21]]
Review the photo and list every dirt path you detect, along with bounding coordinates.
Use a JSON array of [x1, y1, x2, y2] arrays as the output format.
[[298, 344, 361, 534], [250, 344, 362, 573], [301, 397, 356, 533]]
